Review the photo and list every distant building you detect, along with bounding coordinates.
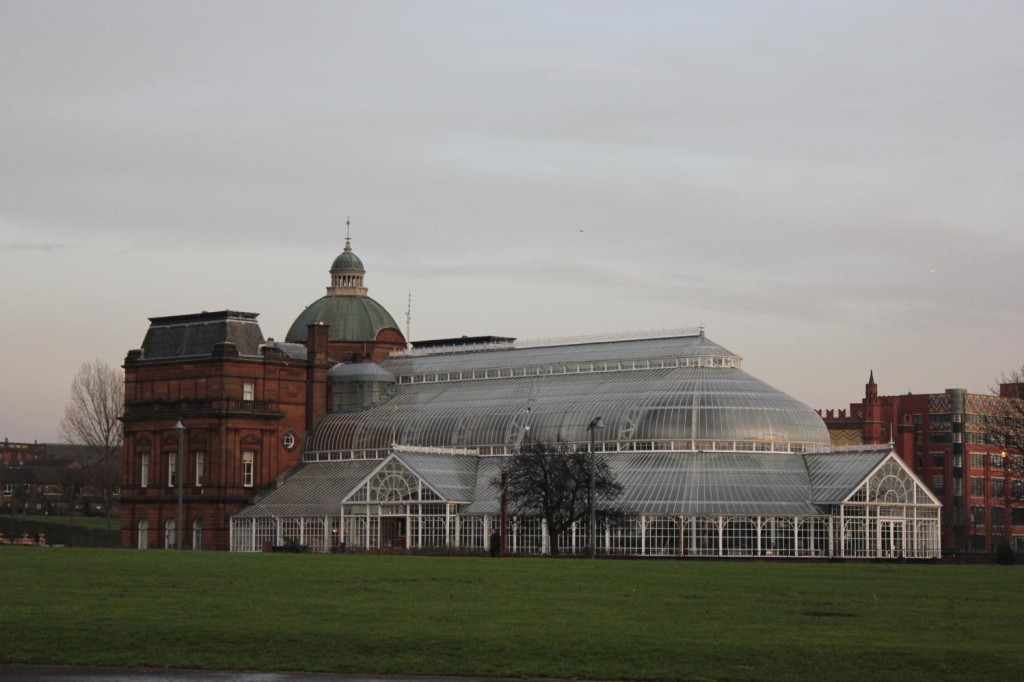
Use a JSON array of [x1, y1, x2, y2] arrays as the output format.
[[820, 373, 1022, 554], [1, 440, 115, 518]]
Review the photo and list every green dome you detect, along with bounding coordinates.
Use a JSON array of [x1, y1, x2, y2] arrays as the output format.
[[331, 250, 364, 273], [285, 295, 400, 343]]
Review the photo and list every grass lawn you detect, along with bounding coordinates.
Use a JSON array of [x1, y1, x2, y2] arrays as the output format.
[[0, 549, 1021, 681]]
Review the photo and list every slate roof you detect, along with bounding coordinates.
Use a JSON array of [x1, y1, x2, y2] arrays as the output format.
[[139, 311, 265, 359]]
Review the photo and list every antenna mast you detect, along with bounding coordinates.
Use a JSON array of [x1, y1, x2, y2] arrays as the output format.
[[405, 291, 412, 349]]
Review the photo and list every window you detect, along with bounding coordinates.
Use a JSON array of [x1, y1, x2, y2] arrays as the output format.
[[167, 454, 176, 487], [970, 477, 985, 497], [992, 478, 1005, 498], [932, 453, 944, 469], [990, 453, 1004, 469], [192, 519, 203, 551], [137, 519, 148, 549], [2, 483, 11, 496], [194, 452, 204, 487], [165, 519, 176, 549], [1013, 508, 1024, 526], [282, 431, 296, 451], [931, 475, 944, 493], [953, 478, 963, 496], [140, 453, 150, 488], [242, 451, 254, 487], [991, 507, 1005, 527], [243, 381, 255, 402], [970, 453, 984, 469], [971, 506, 986, 526], [913, 414, 922, 425]]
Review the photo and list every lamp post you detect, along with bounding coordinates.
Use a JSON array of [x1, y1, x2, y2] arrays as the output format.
[[587, 417, 604, 559], [1001, 450, 1012, 546], [174, 420, 185, 551]]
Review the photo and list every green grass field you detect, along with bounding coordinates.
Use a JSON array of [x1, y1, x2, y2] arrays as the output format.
[[0, 549, 1020, 681]]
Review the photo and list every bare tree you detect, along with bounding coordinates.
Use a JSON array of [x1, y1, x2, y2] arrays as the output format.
[[986, 367, 1024, 476], [61, 359, 124, 526], [493, 442, 625, 556], [984, 368, 1024, 558]]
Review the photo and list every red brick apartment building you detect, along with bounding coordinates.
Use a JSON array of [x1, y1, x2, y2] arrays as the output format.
[[821, 373, 1023, 555], [120, 237, 405, 550]]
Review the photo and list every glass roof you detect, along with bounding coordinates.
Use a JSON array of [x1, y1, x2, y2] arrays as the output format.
[[236, 447, 924, 520], [307, 334, 830, 457]]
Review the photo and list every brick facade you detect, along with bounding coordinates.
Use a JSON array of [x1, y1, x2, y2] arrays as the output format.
[[120, 239, 406, 550], [820, 374, 1022, 555]]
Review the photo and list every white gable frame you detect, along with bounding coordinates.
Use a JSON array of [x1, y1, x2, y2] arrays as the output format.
[[835, 451, 942, 559], [338, 453, 462, 551]]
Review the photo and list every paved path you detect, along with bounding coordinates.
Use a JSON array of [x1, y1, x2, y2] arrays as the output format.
[[0, 666, 541, 682]]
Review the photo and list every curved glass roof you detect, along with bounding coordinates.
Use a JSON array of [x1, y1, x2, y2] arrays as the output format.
[[306, 333, 830, 457]]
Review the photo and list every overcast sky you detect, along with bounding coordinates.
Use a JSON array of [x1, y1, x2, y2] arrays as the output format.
[[2, 1, 1022, 443]]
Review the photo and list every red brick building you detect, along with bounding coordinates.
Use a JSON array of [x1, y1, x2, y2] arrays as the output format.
[[821, 373, 1022, 555], [120, 237, 405, 550]]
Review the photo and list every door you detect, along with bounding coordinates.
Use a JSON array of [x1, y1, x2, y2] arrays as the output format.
[[880, 520, 904, 558], [381, 517, 406, 549]]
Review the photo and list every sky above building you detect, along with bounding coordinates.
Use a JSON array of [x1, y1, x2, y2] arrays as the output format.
[[2, 1, 1022, 443]]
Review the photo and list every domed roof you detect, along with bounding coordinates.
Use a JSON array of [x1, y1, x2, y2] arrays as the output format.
[[286, 296, 400, 343], [332, 249, 364, 273], [305, 332, 831, 456], [287, 228, 402, 344]]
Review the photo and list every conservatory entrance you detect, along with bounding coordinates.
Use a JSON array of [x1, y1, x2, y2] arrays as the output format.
[[382, 517, 406, 549]]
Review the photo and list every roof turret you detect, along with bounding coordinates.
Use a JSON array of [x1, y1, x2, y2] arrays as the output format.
[[285, 220, 402, 344]]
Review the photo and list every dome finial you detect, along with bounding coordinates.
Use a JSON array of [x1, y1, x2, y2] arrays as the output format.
[[345, 216, 352, 252]]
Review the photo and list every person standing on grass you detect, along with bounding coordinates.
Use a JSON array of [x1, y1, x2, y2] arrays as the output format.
[[489, 527, 501, 557]]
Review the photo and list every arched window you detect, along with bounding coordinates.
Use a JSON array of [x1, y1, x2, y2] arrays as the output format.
[[137, 519, 148, 549], [164, 519, 176, 549], [192, 519, 203, 551]]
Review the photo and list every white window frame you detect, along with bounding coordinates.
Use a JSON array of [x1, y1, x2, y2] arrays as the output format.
[[242, 381, 255, 402], [242, 451, 254, 488], [194, 451, 204, 487], [165, 519, 176, 549], [167, 453, 176, 488]]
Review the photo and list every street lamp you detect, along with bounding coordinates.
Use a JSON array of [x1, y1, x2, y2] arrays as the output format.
[[587, 417, 604, 559], [1001, 450, 1012, 545], [174, 420, 185, 551]]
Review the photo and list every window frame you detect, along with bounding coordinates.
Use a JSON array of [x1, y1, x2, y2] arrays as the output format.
[[167, 452, 177, 488], [194, 451, 204, 487], [242, 451, 255, 488]]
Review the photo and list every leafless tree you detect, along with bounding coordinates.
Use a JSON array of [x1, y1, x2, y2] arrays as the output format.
[[986, 367, 1024, 473], [61, 359, 124, 526], [493, 441, 626, 556], [984, 367, 1024, 554]]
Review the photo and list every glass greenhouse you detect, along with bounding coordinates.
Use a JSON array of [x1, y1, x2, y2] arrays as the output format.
[[230, 331, 942, 558]]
